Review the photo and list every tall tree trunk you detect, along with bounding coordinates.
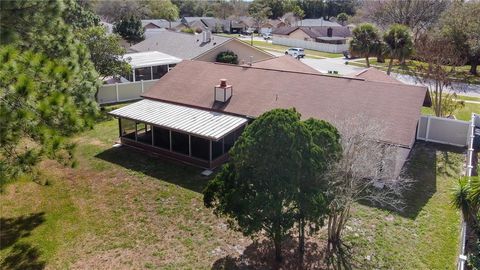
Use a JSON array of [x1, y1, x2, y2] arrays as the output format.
[[387, 58, 394, 75], [274, 233, 282, 262], [298, 217, 305, 255], [365, 56, 370, 68], [470, 60, 478, 76]]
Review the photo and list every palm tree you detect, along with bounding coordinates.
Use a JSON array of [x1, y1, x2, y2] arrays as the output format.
[[383, 24, 413, 75], [349, 23, 380, 68], [452, 177, 480, 230]]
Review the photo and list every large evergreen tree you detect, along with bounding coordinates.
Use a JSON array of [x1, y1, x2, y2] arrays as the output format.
[[0, 0, 99, 186], [204, 109, 341, 261], [440, 1, 480, 75], [113, 15, 145, 45]]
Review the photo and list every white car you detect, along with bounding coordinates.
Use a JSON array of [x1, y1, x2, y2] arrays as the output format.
[[285, 48, 305, 58]]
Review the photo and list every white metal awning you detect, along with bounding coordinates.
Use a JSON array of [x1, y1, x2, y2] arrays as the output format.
[[123, 51, 182, 68], [109, 99, 248, 140]]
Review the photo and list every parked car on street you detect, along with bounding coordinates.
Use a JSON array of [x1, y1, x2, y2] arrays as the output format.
[[285, 48, 305, 58], [262, 33, 272, 40]]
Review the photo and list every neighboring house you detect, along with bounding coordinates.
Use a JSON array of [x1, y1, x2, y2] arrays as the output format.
[[297, 18, 342, 27], [272, 26, 351, 53], [177, 16, 251, 34], [272, 26, 351, 44], [141, 19, 182, 29], [109, 60, 429, 173], [129, 30, 274, 63], [97, 51, 181, 105]]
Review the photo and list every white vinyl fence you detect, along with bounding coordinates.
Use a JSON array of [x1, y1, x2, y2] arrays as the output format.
[[458, 113, 479, 270], [97, 80, 159, 105], [416, 115, 471, 147], [272, 37, 349, 53]]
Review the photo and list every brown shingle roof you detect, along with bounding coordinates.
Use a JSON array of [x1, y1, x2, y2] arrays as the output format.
[[273, 26, 351, 38], [251, 56, 320, 73], [142, 61, 427, 148], [354, 68, 402, 84]]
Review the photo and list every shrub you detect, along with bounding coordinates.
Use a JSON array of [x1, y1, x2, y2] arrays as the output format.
[[216, 50, 239, 65]]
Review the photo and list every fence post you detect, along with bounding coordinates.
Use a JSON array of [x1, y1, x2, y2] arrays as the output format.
[[115, 83, 119, 102], [425, 116, 431, 142]]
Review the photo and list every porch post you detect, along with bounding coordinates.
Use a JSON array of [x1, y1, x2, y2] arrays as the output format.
[[132, 69, 136, 82], [209, 140, 212, 162], [222, 138, 225, 155], [135, 122, 138, 141], [169, 130, 172, 152], [150, 66, 153, 80], [118, 118, 122, 138], [188, 135, 192, 157], [151, 125, 154, 146]]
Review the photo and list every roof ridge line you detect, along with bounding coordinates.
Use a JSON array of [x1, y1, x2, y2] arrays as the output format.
[[211, 61, 365, 81]]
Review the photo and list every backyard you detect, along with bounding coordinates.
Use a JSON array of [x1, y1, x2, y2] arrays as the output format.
[[0, 111, 464, 269]]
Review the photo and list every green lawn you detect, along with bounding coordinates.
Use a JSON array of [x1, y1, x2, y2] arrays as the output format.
[[0, 111, 463, 269], [422, 102, 480, 121]]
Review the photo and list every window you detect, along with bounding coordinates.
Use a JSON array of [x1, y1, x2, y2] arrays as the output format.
[[212, 139, 223, 160], [136, 123, 152, 145], [153, 126, 170, 149], [120, 118, 136, 140], [191, 136, 210, 160], [327, 27, 333, 37], [224, 132, 235, 153], [134, 67, 152, 81], [152, 65, 168, 80], [171, 131, 189, 155]]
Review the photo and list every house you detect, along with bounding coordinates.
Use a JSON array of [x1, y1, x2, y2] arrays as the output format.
[[297, 18, 342, 27], [272, 26, 351, 44], [96, 51, 181, 105], [272, 26, 351, 53], [141, 19, 182, 29], [121, 51, 182, 82], [128, 30, 274, 63], [109, 60, 429, 173]]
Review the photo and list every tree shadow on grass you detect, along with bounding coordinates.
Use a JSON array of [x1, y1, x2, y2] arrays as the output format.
[[211, 237, 356, 270], [95, 146, 211, 193], [1, 243, 45, 270], [0, 213, 46, 269], [361, 142, 465, 219], [1, 212, 45, 250]]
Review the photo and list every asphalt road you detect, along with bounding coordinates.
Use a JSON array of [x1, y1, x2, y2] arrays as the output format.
[[268, 52, 480, 98]]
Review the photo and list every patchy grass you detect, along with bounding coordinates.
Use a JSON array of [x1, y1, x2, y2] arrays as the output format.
[[0, 113, 463, 269], [422, 102, 480, 121], [345, 143, 463, 269]]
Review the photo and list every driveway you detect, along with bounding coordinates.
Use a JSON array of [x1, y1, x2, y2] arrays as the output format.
[[300, 57, 365, 75]]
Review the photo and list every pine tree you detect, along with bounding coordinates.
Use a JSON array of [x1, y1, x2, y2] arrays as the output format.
[[0, 0, 99, 186]]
